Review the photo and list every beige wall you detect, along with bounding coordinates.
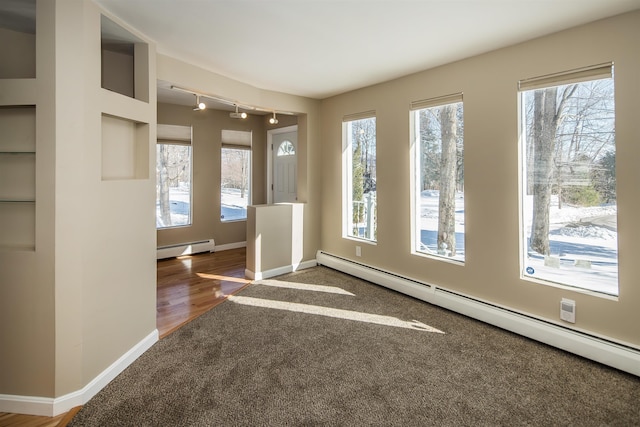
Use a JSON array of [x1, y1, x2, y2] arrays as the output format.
[[58, 0, 157, 397], [320, 11, 640, 347], [102, 48, 134, 97]]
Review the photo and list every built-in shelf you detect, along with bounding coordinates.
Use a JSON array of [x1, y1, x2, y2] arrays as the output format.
[[0, 151, 36, 200], [0, 79, 37, 105], [0, 105, 36, 250], [0, 200, 35, 250], [0, 4, 36, 80]]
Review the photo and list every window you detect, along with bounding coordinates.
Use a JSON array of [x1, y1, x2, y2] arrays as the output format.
[[411, 94, 465, 262], [277, 140, 295, 156], [519, 63, 617, 296], [343, 113, 377, 241], [156, 124, 192, 228], [221, 130, 252, 222]]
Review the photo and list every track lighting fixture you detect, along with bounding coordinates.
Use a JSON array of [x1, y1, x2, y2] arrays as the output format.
[[169, 86, 293, 121], [230, 105, 247, 119], [193, 94, 206, 111]]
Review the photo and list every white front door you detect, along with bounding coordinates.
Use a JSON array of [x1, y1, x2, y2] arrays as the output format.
[[272, 128, 297, 203]]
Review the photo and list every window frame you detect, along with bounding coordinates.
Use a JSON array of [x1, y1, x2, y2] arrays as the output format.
[[517, 63, 618, 297], [342, 112, 377, 243], [220, 145, 252, 223], [409, 93, 465, 264], [156, 124, 193, 230]]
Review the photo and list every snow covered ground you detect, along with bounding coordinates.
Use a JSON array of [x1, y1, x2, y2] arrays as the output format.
[[159, 187, 618, 295], [156, 187, 248, 227], [156, 187, 190, 228], [419, 192, 618, 295], [220, 188, 248, 221]]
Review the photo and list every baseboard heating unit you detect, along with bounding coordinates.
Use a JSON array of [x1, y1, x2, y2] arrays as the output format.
[[316, 250, 640, 377], [157, 239, 215, 260]]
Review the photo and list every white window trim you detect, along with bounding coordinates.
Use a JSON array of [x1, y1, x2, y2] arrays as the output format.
[[156, 124, 193, 229], [409, 96, 465, 265], [221, 146, 251, 223], [342, 113, 377, 243], [516, 65, 617, 297]]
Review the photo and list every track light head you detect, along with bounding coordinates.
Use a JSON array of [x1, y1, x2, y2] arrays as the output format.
[[193, 95, 206, 111], [230, 105, 247, 119], [269, 112, 278, 124]]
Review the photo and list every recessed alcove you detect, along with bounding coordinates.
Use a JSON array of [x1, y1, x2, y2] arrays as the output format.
[[101, 15, 149, 102], [0, 0, 36, 79], [0, 105, 36, 250], [101, 113, 149, 180]]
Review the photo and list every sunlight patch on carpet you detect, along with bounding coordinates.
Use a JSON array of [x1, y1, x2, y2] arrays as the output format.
[[253, 279, 355, 296], [229, 295, 444, 333]]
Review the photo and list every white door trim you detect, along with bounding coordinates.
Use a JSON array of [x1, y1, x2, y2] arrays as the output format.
[[267, 125, 298, 204]]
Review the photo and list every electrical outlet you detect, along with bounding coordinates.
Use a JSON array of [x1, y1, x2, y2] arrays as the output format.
[[355, 246, 361, 257]]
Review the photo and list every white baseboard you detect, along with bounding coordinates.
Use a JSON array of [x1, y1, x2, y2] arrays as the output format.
[[0, 329, 159, 416], [316, 250, 640, 377], [246, 259, 317, 281], [214, 241, 246, 252]]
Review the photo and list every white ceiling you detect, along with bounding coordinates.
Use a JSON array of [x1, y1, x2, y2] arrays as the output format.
[[97, 0, 639, 100]]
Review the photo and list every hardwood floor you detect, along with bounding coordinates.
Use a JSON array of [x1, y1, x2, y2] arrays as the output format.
[[0, 407, 80, 427], [156, 247, 251, 338], [0, 412, 65, 427], [0, 248, 249, 427]]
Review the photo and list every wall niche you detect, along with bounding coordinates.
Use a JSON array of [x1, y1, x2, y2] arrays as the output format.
[[101, 15, 149, 102], [0, 106, 36, 250], [101, 113, 149, 180]]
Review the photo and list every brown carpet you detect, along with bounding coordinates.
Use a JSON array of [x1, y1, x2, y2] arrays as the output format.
[[69, 266, 640, 426]]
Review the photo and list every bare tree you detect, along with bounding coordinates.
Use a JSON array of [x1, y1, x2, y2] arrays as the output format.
[[157, 144, 191, 226], [157, 145, 172, 225], [221, 148, 250, 198], [530, 85, 576, 255], [438, 104, 457, 256]]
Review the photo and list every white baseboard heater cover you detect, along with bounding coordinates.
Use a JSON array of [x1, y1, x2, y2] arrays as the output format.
[[157, 239, 215, 260], [316, 250, 640, 377]]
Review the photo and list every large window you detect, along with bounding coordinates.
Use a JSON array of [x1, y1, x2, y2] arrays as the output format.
[[411, 94, 465, 262], [156, 124, 192, 228], [519, 63, 617, 296], [343, 114, 377, 241], [221, 130, 252, 222]]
